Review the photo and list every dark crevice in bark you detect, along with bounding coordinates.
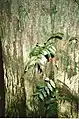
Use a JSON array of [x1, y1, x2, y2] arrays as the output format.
[[0, 37, 5, 117]]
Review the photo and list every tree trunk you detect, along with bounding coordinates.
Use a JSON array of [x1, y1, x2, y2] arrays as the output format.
[[0, 37, 5, 117]]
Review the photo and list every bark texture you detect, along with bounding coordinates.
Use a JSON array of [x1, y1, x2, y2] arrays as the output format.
[[0, 38, 5, 117], [0, 0, 79, 117]]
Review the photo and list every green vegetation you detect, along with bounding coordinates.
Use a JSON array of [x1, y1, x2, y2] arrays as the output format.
[[21, 33, 79, 118], [0, 0, 79, 118]]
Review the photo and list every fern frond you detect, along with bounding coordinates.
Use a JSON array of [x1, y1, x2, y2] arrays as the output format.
[[29, 44, 44, 57]]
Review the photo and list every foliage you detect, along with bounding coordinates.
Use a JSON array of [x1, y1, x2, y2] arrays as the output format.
[[31, 79, 59, 117], [29, 32, 63, 57], [24, 32, 64, 74], [23, 33, 79, 118], [5, 31, 79, 117], [23, 32, 64, 117]]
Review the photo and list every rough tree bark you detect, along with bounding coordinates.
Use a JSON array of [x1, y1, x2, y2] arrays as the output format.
[[0, 37, 5, 117], [1, 0, 79, 117]]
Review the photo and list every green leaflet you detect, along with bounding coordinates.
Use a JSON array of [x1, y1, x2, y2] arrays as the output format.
[[24, 57, 37, 73], [29, 45, 44, 57], [42, 49, 51, 57], [47, 83, 53, 92], [44, 86, 50, 95], [41, 89, 47, 98], [39, 93, 44, 101], [50, 80, 55, 88]]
